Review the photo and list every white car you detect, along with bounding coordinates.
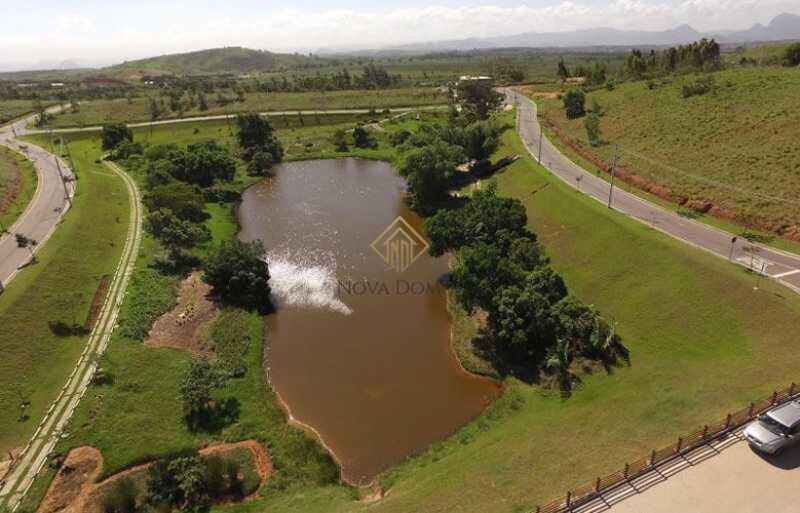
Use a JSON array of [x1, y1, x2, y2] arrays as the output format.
[[743, 400, 800, 455]]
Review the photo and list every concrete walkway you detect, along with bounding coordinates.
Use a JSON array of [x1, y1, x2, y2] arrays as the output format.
[[575, 435, 800, 513], [504, 88, 800, 295]]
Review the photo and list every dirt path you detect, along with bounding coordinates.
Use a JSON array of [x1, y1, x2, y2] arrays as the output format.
[[36, 441, 271, 513]]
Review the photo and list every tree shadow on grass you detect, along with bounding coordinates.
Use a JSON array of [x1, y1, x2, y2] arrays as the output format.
[[187, 397, 241, 434]]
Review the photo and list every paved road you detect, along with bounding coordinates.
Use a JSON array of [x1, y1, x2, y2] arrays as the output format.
[[505, 89, 800, 294], [0, 161, 142, 511], [574, 434, 800, 513], [0, 109, 74, 290], [26, 104, 448, 134]]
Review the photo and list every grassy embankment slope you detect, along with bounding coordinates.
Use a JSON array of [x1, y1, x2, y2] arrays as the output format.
[[21, 110, 800, 513], [0, 135, 129, 454], [43, 88, 448, 128], [535, 66, 800, 244], [0, 146, 37, 230]]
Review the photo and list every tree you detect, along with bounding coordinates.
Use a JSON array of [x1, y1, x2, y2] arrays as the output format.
[[144, 182, 208, 222], [585, 111, 601, 147], [101, 124, 133, 151], [332, 129, 349, 151], [562, 89, 586, 119], [467, 121, 499, 161], [180, 357, 225, 426], [146, 208, 211, 258], [784, 42, 800, 67], [203, 239, 273, 313], [456, 80, 503, 121], [169, 141, 236, 187], [398, 140, 464, 212], [557, 57, 570, 82], [15, 233, 38, 262], [149, 98, 161, 121], [352, 125, 375, 149], [247, 150, 275, 176], [198, 91, 209, 111], [425, 182, 529, 256], [236, 113, 283, 163]]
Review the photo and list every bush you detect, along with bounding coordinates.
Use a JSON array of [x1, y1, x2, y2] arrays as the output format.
[[562, 89, 586, 119], [102, 477, 137, 513], [680, 75, 716, 98], [784, 42, 800, 67], [203, 240, 272, 313]]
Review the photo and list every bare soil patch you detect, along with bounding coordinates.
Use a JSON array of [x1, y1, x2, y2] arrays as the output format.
[[37, 441, 272, 513], [145, 271, 218, 356]]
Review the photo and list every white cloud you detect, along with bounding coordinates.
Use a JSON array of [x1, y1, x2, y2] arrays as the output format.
[[3, 0, 798, 63]]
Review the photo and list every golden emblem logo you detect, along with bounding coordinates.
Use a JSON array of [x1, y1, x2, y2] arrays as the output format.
[[370, 216, 430, 272]]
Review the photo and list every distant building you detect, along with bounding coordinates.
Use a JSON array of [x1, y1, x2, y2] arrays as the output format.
[[50, 82, 65, 88], [458, 75, 493, 84]]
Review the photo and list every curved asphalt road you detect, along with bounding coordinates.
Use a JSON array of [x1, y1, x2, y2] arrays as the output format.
[[505, 88, 800, 294], [26, 104, 447, 134], [0, 108, 74, 289]]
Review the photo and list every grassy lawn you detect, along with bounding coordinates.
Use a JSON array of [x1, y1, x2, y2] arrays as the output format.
[[0, 100, 48, 125], [43, 88, 448, 128], [0, 135, 129, 454], [0, 146, 37, 230], [535, 67, 800, 238]]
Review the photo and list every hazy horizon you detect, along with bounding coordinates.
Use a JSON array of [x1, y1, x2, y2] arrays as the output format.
[[3, 0, 799, 70]]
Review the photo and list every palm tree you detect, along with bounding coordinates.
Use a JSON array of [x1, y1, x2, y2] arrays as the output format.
[[546, 338, 575, 394]]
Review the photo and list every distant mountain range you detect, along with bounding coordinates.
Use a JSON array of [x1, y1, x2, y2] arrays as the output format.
[[368, 12, 800, 53]]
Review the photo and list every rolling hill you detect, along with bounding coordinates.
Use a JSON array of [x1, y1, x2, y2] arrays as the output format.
[[109, 46, 329, 75], [532, 65, 800, 238]]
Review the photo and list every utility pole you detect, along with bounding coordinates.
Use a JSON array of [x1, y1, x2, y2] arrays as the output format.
[[607, 145, 619, 209], [55, 157, 72, 206], [728, 236, 738, 260], [537, 123, 543, 164]]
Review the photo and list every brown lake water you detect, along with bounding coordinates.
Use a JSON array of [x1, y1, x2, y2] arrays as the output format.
[[238, 158, 498, 485]]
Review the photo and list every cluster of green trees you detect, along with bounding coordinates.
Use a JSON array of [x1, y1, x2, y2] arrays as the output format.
[[425, 184, 626, 390], [784, 43, 800, 67], [257, 63, 401, 93], [101, 451, 252, 513], [625, 39, 721, 79], [236, 112, 284, 175], [393, 87, 502, 213]]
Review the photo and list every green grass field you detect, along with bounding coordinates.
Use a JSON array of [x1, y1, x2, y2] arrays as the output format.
[[0, 146, 37, 230], [0, 100, 44, 125], [536, 67, 800, 237], [20, 109, 800, 513], [0, 135, 129, 454], [43, 88, 448, 128]]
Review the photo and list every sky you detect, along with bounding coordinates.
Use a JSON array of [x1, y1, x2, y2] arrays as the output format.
[[2, 0, 798, 66]]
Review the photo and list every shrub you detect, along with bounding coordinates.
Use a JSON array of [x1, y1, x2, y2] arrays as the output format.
[[102, 477, 137, 513], [680, 75, 716, 98], [562, 89, 586, 119], [784, 42, 800, 67]]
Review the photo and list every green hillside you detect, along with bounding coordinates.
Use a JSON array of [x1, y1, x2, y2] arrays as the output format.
[[110, 46, 328, 74], [537, 66, 800, 237]]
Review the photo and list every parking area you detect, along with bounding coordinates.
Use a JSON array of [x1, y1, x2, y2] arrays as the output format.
[[576, 434, 800, 513]]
